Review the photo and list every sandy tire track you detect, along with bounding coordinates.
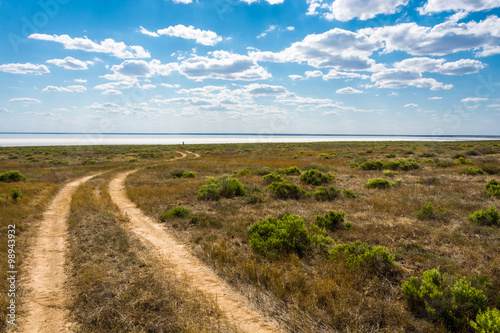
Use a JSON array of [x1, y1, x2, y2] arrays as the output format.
[[108, 152, 281, 333], [18, 174, 100, 333]]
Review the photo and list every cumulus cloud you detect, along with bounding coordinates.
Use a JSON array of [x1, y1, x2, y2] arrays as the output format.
[[370, 69, 454, 90], [0, 63, 50, 75], [323, 69, 370, 80], [336, 87, 363, 94], [94, 79, 156, 90], [161, 83, 181, 88], [28, 33, 150, 59], [10, 98, 42, 104], [74, 79, 87, 83], [43, 85, 87, 93], [404, 103, 419, 107], [47, 56, 94, 70], [101, 89, 122, 95], [240, 0, 285, 4], [242, 83, 288, 96], [251, 28, 383, 71], [419, 0, 500, 14], [321, 0, 409, 21], [394, 57, 485, 75], [360, 15, 500, 57], [140, 25, 222, 46], [108, 60, 179, 79], [429, 96, 443, 100], [179, 51, 272, 81], [461, 97, 489, 102]]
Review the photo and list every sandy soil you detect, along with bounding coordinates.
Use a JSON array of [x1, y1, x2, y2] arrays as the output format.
[[18, 174, 99, 333], [108, 153, 281, 333]]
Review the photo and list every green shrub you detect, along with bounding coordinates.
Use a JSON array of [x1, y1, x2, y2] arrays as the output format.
[[343, 189, 357, 198], [160, 206, 190, 221], [456, 157, 472, 165], [402, 269, 491, 330], [0, 170, 26, 182], [384, 158, 420, 171], [329, 241, 397, 273], [138, 152, 164, 158], [129, 158, 138, 162], [82, 159, 97, 165], [273, 166, 301, 176], [248, 214, 311, 258], [386, 152, 397, 158], [463, 167, 485, 175], [470, 307, 500, 332], [237, 168, 251, 176], [318, 153, 336, 159], [262, 173, 285, 184], [266, 181, 309, 200], [181, 171, 196, 178], [365, 178, 394, 189], [300, 169, 334, 185], [197, 176, 246, 201], [469, 207, 500, 226], [360, 160, 384, 171], [485, 179, 500, 190], [383, 170, 398, 177], [170, 169, 186, 178], [481, 164, 500, 175], [417, 203, 446, 222], [313, 186, 340, 201], [10, 188, 23, 201], [303, 163, 331, 172], [436, 160, 455, 168], [254, 166, 271, 175], [315, 211, 345, 231]]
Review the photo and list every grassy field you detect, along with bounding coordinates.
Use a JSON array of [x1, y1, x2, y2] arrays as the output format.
[[1, 141, 499, 332]]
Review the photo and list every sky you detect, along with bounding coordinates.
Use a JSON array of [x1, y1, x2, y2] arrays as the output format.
[[0, 0, 499, 135]]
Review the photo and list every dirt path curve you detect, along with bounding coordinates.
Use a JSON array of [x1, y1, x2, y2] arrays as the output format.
[[19, 174, 100, 333], [108, 153, 281, 333]]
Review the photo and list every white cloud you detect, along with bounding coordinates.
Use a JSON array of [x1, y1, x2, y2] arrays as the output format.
[[242, 83, 287, 96], [321, 0, 409, 21], [10, 98, 42, 104], [0, 63, 50, 75], [370, 69, 454, 90], [179, 51, 272, 81], [28, 33, 150, 59], [94, 79, 140, 90], [101, 89, 122, 95], [287, 26, 295, 31], [0, 107, 13, 113], [419, 0, 500, 14], [140, 25, 222, 46], [161, 83, 180, 88], [486, 104, 500, 108], [24, 112, 60, 117], [360, 15, 500, 57], [257, 25, 276, 38], [394, 57, 485, 75], [171, 0, 193, 3], [251, 28, 383, 71], [429, 96, 443, 100], [404, 103, 419, 107], [240, 0, 285, 4], [323, 69, 370, 80], [47, 56, 93, 70], [289, 74, 304, 80], [43, 85, 87, 93], [305, 70, 323, 78], [74, 79, 87, 83], [461, 97, 489, 102], [109, 60, 179, 78], [336, 87, 363, 94]]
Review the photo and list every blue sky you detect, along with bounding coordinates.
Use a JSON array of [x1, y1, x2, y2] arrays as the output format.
[[0, 0, 499, 135]]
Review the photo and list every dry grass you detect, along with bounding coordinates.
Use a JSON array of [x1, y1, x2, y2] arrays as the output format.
[[126, 141, 500, 332], [67, 175, 236, 332]]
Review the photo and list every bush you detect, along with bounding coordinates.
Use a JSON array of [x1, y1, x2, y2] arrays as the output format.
[[138, 152, 164, 158], [170, 169, 186, 178], [159, 206, 190, 221], [417, 203, 446, 222], [436, 160, 455, 168], [315, 211, 345, 231], [402, 269, 492, 330], [237, 168, 251, 176], [266, 181, 309, 200], [469, 207, 500, 226], [463, 167, 485, 175], [313, 186, 340, 201], [262, 173, 285, 184], [470, 307, 500, 332], [129, 158, 138, 162], [300, 169, 334, 185], [318, 153, 336, 159], [329, 241, 397, 273], [456, 157, 472, 165], [343, 189, 357, 198], [481, 164, 500, 175], [485, 179, 499, 191], [10, 188, 23, 201], [82, 159, 97, 165], [303, 163, 331, 173], [365, 178, 394, 189], [384, 158, 420, 171], [360, 160, 384, 171], [248, 214, 311, 258], [383, 170, 398, 177], [197, 176, 246, 201], [0, 170, 27, 182], [254, 166, 271, 175], [181, 171, 196, 178]]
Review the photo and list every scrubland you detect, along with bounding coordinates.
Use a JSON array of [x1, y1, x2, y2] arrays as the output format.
[[0, 141, 499, 332]]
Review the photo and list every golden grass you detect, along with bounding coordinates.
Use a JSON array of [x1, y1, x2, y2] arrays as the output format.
[[126, 141, 500, 332]]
